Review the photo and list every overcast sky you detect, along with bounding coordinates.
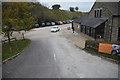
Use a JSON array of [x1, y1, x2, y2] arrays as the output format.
[[38, 0, 96, 12]]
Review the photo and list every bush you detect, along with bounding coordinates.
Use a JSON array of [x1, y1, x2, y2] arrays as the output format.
[[83, 48, 120, 61], [84, 40, 120, 61]]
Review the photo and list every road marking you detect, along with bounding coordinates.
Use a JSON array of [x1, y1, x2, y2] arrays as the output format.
[[54, 54, 56, 61]]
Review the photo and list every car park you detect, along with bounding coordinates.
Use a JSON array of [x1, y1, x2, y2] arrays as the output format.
[[39, 22, 45, 27], [69, 20, 73, 23], [59, 21, 63, 25], [51, 22, 55, 26], [51, 26, 60, 32], [62, 21, 66, 24], [45, 22, 51, 26], [55, 21, 60, 25], [65, 20, 70, 24], [34, 23, 39, 28]]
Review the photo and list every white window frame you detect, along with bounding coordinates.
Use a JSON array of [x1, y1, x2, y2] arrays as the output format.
[[94, 8, 102, 18]]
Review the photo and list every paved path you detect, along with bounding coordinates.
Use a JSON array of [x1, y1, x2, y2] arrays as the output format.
[[3, 24, 118, 78]]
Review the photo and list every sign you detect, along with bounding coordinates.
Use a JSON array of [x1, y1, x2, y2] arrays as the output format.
[[98, 43, 112, 54], [99, 43, 120, 55], [112, 44, 120, 55]]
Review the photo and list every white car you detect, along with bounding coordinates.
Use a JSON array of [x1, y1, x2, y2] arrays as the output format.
[[51, 26, 60, 32], [59, 21, 63, 25], [51, 22, 55, 26]]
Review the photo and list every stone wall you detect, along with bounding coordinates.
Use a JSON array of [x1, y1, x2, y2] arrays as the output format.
[[111, 17, 120, 41], [73, 23, 81, 33], [88, 2, 120, 41], [89, 2, 112, 18], [104, 20, 111, 41]]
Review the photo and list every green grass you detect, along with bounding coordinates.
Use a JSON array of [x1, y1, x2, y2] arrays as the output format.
[[2, 39, 31, 61], [32, 5, 87, 22], [83, 48, 120, 61], [51, 10, 84, 21]]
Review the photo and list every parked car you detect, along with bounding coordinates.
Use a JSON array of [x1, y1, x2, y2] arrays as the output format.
[[55, 21, 60, 25], [45, 22, 51, 26], [51, 26, 60, 32], [62, 21, 67, 24], [51, 22, 55, 26], [65, 20, 70, 24], [39, 22, 45, 27], [69, 20, 73, 23], [11, 26, 17, 31], [59, 21, 63, 25], [34, 23, 39, 28]]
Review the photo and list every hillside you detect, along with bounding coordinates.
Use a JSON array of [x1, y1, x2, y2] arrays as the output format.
[[32, 3, 88, 23], [51, 10, 85, 21]]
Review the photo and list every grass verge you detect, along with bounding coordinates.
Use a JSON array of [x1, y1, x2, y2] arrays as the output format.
[[2, 39, 31, 61], [83, 48, 120, 61]]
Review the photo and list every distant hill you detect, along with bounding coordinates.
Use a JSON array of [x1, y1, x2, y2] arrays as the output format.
[[32, 3, 88, 23]]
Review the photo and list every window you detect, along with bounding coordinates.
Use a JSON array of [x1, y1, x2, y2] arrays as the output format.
[[94, 10, 97, 17], [94, 9, 102, 18], [99, 10, 102, 17]]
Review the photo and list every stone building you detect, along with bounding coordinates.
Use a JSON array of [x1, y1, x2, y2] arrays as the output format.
[[73, 1, 120, 42]]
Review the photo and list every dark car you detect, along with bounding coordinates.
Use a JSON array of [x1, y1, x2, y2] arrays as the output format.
[[45, 22, 51, 26], [39, 22, 45, 27], [55, 21, 60, 25], [55, 21, 63, 25]]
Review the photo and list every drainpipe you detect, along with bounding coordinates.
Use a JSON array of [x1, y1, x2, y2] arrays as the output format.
[[95, 28, 96, 40], [110, 15, 113, 42]]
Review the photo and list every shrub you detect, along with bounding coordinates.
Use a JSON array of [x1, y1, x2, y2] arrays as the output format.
[[85, 40, 120, 51], [84, 40, 120, 61]]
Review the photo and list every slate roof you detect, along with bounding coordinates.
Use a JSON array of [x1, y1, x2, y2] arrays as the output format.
[[73, 15, 108, 28]]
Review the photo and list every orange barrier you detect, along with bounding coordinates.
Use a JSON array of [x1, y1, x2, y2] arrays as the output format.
[[98, 43, 112, 54]]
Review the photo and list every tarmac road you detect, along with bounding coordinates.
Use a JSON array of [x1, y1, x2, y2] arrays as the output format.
[[2, 24, 118, 78]]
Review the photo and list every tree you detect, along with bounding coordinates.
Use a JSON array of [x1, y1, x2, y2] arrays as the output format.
[[70, 7, 75, 12], [2, 2, 37, 53], [75, 7, 79, 11], [52, 4, 61, 10]]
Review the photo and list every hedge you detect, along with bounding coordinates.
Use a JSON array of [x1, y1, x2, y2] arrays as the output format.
[[85, 40, 120, 51], [84, 40, 120, 61]]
